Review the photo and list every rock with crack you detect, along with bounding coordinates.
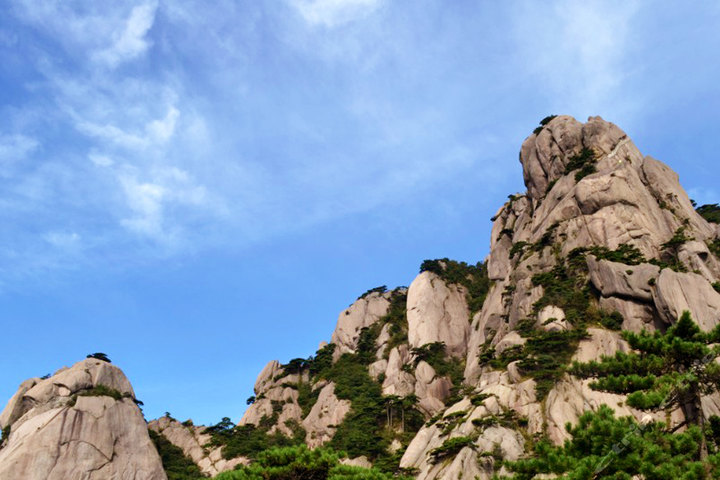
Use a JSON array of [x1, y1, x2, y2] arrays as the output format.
[[407, 271, 470, 358], [0, 358, 166, 480], [331, 291, 391, 356], [302, 382, 351, 448]]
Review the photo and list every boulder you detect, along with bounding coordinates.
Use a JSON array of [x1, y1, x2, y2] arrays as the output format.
[[331, 291, 391, 355], [653, 269, 720, 331], [586, 256, 660, 302]]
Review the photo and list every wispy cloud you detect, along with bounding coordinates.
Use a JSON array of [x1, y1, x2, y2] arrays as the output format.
[[118, 166, 210, 244], [92, 1, 158, 67], [288, 0, 383, 28], [76, 105, 180, 151]]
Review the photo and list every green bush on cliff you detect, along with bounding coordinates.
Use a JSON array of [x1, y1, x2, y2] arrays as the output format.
[[564, 147, 597, 181], [215, 445, 412, 480], [697, 203, 720, 224], [419, 258, 490, 315]]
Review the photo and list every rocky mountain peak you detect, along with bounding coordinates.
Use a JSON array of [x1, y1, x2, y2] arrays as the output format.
[[0, 358, 166, 480]]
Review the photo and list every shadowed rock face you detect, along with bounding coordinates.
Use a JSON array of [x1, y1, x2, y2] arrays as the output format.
[[0, 358, 166, 480], [148, 416, 247, 476]]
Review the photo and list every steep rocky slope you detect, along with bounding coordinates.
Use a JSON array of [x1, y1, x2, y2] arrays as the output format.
[[149, 115, 720, 479], [0, 357, 166, 480]]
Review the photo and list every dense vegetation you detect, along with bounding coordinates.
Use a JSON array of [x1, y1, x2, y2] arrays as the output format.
[[205, 414, 305, 461], [697, 203, 720, 224], [215, 445, 412, 480], [149, 429, 207, 480]]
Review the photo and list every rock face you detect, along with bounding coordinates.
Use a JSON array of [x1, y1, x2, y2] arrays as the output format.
[[302, 383, 351, 448], [407, 272, 471, 358], [0, 358, 166, 480]]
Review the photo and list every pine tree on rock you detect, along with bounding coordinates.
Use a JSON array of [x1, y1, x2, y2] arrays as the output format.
[[570, 311, 720, 463]]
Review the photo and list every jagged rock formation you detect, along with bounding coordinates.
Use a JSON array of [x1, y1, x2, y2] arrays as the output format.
[[0, 358, 166, 480], [148, 115, 720, 479], [148, 416, 246, 476]]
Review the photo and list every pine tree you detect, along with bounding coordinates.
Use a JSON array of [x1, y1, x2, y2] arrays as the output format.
[[570, 311, 720, 463], [499, 406, 720, 479]]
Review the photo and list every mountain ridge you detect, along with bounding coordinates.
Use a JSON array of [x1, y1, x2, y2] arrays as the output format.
[[2, 115, 720, 479]]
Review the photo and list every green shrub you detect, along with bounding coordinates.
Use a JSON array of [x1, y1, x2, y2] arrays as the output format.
[[713, 282, 720, 294], [297, 381, 320, 418], [214, 445, 412, 480], [77, 384, 128, 401], [380, 289, 409, 355], [86, 352, 111, 363], [708, 239, 720, 258], [308, 343, 336, 376], [661, 226, 694, 250], [509, 241, 529, 259], [358, 286, 388, 300], [599, 311, 623, 330], [697, 203, 720, 224], [564, 148, 596, 181], [149, 429, 206, 480], [532, 115, 557, 135], [579, 244, 647, 265], [419, 258, 490, 315], [429, 436, 476, 463]]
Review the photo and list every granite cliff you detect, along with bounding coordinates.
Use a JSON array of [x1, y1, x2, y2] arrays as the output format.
[[2, 115, 719, 479]]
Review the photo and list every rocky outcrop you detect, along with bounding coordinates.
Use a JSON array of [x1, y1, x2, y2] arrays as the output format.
[[239, 360, 305, 429], [302, 383, 351, 448], [0, 358, 166, 480], [653, 269, 720, 331], [148, 416, 246, 476], [409, 115, 720, 478], [407, 271, 470, 358], [331, 291, 391, 356]]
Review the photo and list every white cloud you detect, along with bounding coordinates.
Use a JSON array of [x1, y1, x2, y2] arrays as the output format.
[[120, 175, 165, 238], [76, 105, 180, 151], [147, 107, 180, 143], [93, 1, 158, 67], [118, 166, 208, 242], [288, 0, 383, 27]]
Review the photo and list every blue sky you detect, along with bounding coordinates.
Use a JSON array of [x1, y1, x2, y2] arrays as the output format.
[[1, 0, 719, 425]]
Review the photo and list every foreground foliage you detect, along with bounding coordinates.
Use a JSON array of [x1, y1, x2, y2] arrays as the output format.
[[499, 406, 720, 479], [215, 445, 412, 480], [571, 311, 720, 461]]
